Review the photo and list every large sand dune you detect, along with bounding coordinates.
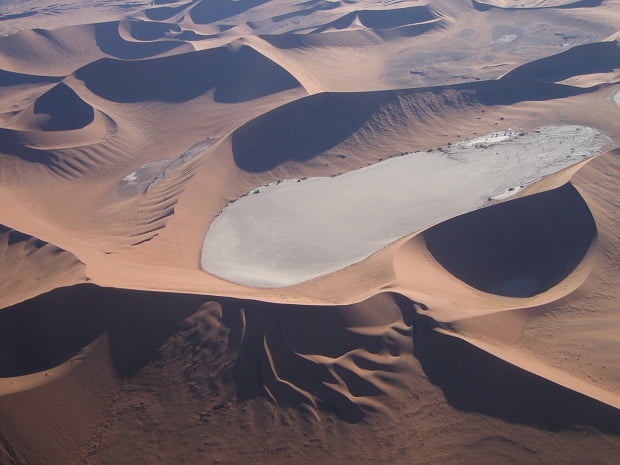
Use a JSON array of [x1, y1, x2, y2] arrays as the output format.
[[0, 0, 619, 464]]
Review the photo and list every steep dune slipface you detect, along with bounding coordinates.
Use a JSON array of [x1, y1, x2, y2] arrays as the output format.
[[424, 183, 597, 297], [189, 0, 271, 24], [12, 83, 94, 131], [502, 40, 620, 83], [312, 5, 442, 33], [75, 44, 301, 103], [472, 0, 603, 10]]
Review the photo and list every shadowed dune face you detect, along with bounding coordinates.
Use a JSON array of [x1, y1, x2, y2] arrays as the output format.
[[94, 21, 184, 59], [0, 284, 408, 422], [233, 293, 411, 422], [0, 69, 57, 88], [27, 83, 94, 131], [0, 285, 106, 377], [0, 284, 208, 378], [312, 5, 439, 32], [189, 0, 271, 24], [76, 45, 301, 103], [424, 183, 597, 297], [232, 81, 593, 172], [472, 0, 604, 10], [232, 91, 389, 171], [145, 3, 190, 21], [2, 284, 618, 434], [502, 40, 620, 83], [407, 306, 620, 434], [357, 6, 437, 29], [124, 20, 182, 41]]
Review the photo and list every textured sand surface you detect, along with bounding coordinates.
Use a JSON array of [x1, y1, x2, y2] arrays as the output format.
[[0, 1, 619, 464]]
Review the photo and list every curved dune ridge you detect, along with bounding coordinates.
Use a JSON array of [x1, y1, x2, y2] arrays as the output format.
[[202, 125, 610, 287], [0, 0, 620, 464]]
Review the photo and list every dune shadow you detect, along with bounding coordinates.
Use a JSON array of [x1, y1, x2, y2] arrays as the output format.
[[126, 20, 182, 41], [502, 41, 620, 83], [471, 79, 593, 105], [393, 296, 620, 434], [31, 83, 94, 131], [0, 225, 41, 246], [0, 11, 37, 22], [189, 0, 271, 24], [232, 92, 388, 171], [105, 289, 206, 377], [271, 1, 340, 24], [472, 0, 604, 11], [232, 80, 590, 172], [94, 22, 183, 60], [233, 297, 405, 422], [0, 284, 207, 378], [0, 285, 106, 377], [0, 69, 58, 87], [76, 45, 299, 104], [145, 3, 190, 21], [357, 6, 437, 29], [424, 183, 597, 297]]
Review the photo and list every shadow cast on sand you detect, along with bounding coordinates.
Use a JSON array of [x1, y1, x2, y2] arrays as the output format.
[[393, 295, 620, 435], [502, 41, 620, 83], [94, 22, 183, 60], [30, 83, 94, 131], [0, 284, 205, 378], [232, 80, 593, 172], [424, 183, 597, 297], [76, 45, 300, 104], [2, 284, 618, 431], [472, 0, 604, 11], [189, 0, 271, 25]]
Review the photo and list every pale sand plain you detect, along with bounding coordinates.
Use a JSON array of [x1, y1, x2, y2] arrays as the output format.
[[0, 1, 619, 464]]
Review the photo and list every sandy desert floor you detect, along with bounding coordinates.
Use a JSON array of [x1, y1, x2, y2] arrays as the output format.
[[0, 0, 619, 464]]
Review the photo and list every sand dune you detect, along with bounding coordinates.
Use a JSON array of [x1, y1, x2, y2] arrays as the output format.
[[502, 39, 620, 83], [424, 183, 597, 297], [473, 0, 603, 10], [12, 83, 94, 131], [313, 5, 442, 33], [0, 225, 85, 309], [0, 0, 619, 464], [76, 43, 301, 103]]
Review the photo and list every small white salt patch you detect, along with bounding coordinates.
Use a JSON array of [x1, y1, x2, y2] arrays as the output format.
[[122, 172, 137, 182]]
